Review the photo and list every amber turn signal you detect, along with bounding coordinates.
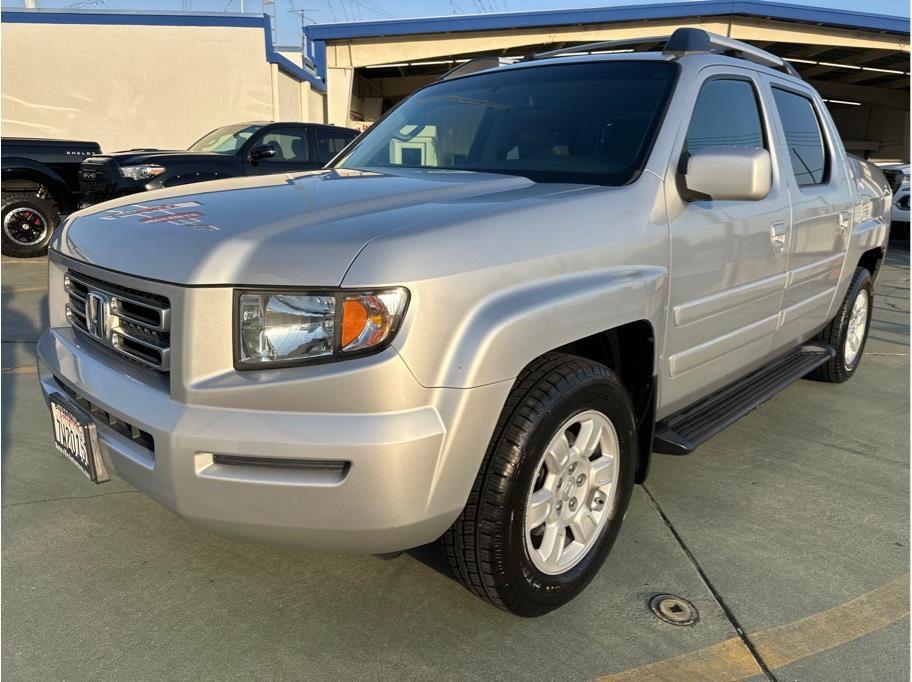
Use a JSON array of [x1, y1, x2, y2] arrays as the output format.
[[340, 290, 408, 353]]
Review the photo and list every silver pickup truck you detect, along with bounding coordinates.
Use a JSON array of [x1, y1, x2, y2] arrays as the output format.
[[38, 29, 890, 616]]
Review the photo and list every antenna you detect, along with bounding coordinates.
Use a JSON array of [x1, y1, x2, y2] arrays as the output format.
[[263, 0, 277, 45], [288, 2, 318, 61]]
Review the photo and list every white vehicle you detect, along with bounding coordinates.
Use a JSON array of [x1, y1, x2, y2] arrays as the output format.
[[879, 163, 909, 227]]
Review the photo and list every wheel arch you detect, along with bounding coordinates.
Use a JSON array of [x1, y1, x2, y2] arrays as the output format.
[[550, 320, 657, 483], [1, 159, 72, 212], [858, 246, 885, 281]]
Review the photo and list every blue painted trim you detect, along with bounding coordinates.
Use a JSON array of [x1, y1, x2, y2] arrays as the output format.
[[303, 0, 908, 41], [1, 8, 326, 93], [313, 41, 327, 84], [263, 14, 326, 92], [1, 8, 262, 28]]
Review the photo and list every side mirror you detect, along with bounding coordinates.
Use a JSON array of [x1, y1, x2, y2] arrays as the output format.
[[683, 147, 772, 201], [249, 144, 277, 162]]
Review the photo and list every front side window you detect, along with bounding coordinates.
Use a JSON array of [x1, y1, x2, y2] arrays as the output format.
[[771, 88, 828, 186], [336, 61, 679, 186], [188, 124, 261, 154], [685, 78, 765, 154], [255, 130, 313, 162]]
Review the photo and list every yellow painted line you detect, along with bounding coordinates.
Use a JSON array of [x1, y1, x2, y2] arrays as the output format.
[[1, 259, 46, 265], [752, 572, 910, 670], [599, 573, 910, 681], [599, 636, 761, 681], [1, 366, 38, 375]]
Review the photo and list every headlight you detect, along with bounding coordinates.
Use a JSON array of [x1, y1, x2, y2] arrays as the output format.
[[119, 164, 166, 181], [236, 288, 408, 368]]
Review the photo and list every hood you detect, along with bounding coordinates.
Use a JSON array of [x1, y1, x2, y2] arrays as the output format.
[[88, 150, 231, 165], [54, 168, 576, 286]]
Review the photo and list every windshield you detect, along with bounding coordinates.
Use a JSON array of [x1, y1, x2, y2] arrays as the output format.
[[336, 61, 678, 185], [188, 124, 262, 154]]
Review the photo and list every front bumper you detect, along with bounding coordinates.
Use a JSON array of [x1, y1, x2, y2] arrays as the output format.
[[37, 327, 507, 553]]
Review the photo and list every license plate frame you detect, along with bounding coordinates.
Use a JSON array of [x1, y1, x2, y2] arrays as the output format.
[[49, 392, 109, 483]]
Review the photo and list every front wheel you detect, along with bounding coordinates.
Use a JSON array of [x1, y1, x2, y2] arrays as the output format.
[[442, 353, 637, 616], [1, 193, 58, 258], [809, 266, 873, 383]]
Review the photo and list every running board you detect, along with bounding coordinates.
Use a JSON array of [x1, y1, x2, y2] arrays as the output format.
[[653, 343, 835, 456]]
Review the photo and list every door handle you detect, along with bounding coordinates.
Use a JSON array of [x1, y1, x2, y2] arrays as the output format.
[[838, 211, 851, 235], [770, 222, 787, 255]]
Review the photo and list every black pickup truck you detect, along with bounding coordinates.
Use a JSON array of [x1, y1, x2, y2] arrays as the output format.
[[80, 121, 357, 206], [1, 137, 101, 257]]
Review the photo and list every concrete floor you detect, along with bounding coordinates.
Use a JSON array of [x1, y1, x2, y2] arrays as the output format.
[[2, 247, 908, 681]]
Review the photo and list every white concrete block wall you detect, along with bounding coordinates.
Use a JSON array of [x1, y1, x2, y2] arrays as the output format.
[[277, 69, 303, 121], [1, 21, 321, 152]]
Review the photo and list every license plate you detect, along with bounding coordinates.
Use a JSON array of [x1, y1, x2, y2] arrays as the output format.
[[49, 393, 109, 483]]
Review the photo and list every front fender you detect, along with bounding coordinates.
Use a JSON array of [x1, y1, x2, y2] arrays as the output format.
[[406, 266, 667, 389], [1, 157, 74, 209]]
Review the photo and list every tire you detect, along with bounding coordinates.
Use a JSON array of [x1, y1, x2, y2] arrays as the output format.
[[1, 193, 58, 258], [442, 352, 637, 616], [809, 267, 873, 383]]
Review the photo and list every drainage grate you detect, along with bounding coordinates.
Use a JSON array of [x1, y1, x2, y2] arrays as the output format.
[[648, 594, 699, 626]]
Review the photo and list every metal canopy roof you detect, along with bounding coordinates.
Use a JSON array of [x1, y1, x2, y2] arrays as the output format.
[[304, 0, 909, 42]]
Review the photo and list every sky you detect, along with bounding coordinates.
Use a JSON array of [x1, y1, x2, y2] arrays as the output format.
[[5, 0, 910, 47]]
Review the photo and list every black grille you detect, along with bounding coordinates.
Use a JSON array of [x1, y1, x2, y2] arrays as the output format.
[[65, 269, 172, 372], [79, 161, 117, 196], [56, 380, 155, 453]]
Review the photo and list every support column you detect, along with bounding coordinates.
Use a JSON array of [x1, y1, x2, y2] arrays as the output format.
[[300, 80, 312, 122], [327, 66, 354, 126], [270, 62, 280, 121]]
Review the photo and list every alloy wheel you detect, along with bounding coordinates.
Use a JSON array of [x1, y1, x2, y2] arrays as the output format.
[[3, 207, 49, 246], [844, 288, 869, 367], [524, 409, 619, 575]]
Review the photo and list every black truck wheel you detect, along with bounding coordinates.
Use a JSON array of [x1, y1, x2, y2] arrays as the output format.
[[1, 193, 58, 258], [442, 352, 637, 616]]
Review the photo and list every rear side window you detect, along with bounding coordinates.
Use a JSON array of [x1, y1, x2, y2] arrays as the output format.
[[685, 79, 765, 153], [315, 130, 356, 163], [771, 88, 828, 186]]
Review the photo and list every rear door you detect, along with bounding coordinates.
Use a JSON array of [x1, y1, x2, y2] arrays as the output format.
[[763, 79, 853, 350], [661, 67, 791, 413]]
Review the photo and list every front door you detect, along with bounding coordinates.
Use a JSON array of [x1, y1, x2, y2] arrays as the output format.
[[661, 68, 791, 414]]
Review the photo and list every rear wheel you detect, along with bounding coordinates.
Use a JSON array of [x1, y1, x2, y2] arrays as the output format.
[[1, 193, 58, 258], [442, 352, 637, 616], [809, 267, 873, 383]]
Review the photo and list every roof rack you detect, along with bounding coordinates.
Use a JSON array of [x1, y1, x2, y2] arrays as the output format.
[[439, 56, 517, 81], [533, 35, 666, 59], [532, 27, 801, 78]]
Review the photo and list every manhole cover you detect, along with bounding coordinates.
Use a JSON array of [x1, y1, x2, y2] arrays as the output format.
[[648, 594, 699, 626]]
